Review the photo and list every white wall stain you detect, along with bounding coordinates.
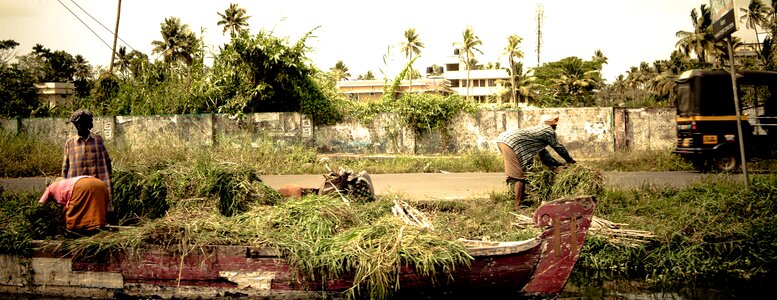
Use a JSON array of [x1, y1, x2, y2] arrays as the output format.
[[584, 122, 607, 136]]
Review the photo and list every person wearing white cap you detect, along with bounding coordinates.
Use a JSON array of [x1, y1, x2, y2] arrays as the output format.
[[495, 114, 576, 210]]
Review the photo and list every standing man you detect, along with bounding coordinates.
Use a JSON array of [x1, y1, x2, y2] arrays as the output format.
[[62, 109, 113, 214], [496, 114, 576, 209]]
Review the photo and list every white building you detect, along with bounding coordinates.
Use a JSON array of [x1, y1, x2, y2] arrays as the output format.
[[441, 48, 510, 102]]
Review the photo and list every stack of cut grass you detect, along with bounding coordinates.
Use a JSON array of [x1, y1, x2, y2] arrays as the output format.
[[525, 163, 605, 203], [63, 195, 477, 299]]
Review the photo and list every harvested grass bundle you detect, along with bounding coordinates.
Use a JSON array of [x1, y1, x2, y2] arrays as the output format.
[[525, 163, 605, 203], [589, 216, 656, 248], [112, 169, 169, 225], [550, 164, 605, 199], [168, 159, 282, 215], [62, 195, 473, 299]]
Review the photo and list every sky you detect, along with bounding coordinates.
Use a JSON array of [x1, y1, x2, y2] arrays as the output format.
[[0, 0, 762, 82]]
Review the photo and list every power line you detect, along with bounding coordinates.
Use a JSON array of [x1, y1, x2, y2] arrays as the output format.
[[57, 0, 113, 52], [69, 0, 137, 52]]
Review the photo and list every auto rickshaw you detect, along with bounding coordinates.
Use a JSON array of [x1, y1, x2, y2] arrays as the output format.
[[672, 69, 777, 172]]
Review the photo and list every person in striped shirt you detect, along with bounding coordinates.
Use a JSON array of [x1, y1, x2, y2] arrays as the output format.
[[62, 109, 113, 215], [496, 114, 576, 209]]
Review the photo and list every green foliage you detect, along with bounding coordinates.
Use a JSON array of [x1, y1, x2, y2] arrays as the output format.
[[357, 93, 477, 136], [532, 56, 604, 107], [211, 29, 342, 125], [385, 57, 418, 99], [0, 129, 61, 177], [523, 163, 605, 204], [112, 169, 169, 225], [0, 189, 64, 255], [580, 175, 777, 285], [0, 66, 40, 118], [90, 73, 121, 113]]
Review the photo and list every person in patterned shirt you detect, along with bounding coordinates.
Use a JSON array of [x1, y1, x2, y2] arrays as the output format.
[[496, 114, 576, 209], [62, 109, 113, 214]]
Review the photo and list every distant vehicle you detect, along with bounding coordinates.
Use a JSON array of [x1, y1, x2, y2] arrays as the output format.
[[672, 69, 777, 172]]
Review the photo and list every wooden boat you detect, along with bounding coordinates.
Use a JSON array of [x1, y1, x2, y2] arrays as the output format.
[[0, 196, 595, 299]]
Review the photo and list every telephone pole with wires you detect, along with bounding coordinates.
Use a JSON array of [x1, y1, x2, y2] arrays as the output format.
[[108, 0, 122, 74]]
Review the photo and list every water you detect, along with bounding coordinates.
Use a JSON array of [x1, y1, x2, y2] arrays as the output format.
[[559, 271, 775, 299]]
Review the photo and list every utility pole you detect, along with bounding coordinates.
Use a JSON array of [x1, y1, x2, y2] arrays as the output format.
[[726, 36, 749, 190], [535, 3, 544, 68], [108, 0, 122, 74]]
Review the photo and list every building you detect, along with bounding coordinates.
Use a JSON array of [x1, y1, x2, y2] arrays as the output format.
[[335, 48, 510, 102], [34, 82, 75, 108], [441, 48, 510, 102], [336, 77, 453, 102]]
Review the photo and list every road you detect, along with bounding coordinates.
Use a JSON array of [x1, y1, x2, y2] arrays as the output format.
[[0, 171, 743, 200]]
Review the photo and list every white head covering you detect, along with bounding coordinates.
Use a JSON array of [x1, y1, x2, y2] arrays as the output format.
[[539, 114, 559, 125]]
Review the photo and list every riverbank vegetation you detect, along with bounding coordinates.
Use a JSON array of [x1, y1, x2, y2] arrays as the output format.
[[0, 128, 701, 178], [2, 155, 775, 296]]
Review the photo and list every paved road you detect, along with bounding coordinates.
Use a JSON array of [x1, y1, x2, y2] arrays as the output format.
[[1, 171, 743, 200]]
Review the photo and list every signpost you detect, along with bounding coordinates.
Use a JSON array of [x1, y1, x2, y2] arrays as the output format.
[[710, 0, 748, 189]]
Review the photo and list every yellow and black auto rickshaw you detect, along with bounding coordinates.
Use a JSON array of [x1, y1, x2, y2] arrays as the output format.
[[673, 69, 777, 172]]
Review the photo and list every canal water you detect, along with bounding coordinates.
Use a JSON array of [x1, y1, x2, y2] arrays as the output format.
[[1, 272, 773, 299], [558, 270, 775, 299]]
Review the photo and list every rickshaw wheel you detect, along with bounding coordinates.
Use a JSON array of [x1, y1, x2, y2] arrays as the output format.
[[691, 158, 710, 173], [713, 152, 739, 173]]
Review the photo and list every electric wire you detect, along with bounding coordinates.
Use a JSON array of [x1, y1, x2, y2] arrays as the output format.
[[56, 0, 113, 51], [69, 0, 138, 52]]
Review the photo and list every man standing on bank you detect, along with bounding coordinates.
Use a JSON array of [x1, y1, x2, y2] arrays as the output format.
[[62, 109, 114, 215], [496, 114, 576, 209]]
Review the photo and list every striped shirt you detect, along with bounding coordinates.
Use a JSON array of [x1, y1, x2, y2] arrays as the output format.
[[497, 124, 575, 169], [62, 133, 112, 200]]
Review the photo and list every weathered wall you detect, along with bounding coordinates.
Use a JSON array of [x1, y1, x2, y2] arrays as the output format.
[[116, 114, 213, 149], [0, 109, 677, 157], [315, 113, 415, 154], [622, 108, 676, 151], [19, 116, 114, 145], [414, 108, 615, 158]]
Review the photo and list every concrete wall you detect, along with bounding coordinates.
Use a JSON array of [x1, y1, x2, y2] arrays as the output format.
[[315, 113, 415, 154], [0, 108, 677, 158]]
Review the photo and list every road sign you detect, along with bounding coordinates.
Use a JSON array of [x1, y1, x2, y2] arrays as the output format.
[[710, 0, 737, 41]]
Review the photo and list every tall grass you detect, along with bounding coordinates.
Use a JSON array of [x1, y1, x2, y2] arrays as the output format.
[[590, 149, 694, 172], [579, 174, 777, 286], [0, 129, 61, 177]]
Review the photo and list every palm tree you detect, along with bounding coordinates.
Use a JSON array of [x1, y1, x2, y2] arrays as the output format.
[[330, 60, 350, 81], [73, 55, 92, 81], [549, 57, 599, 106], [357, 70, 376, 80], [453, 27, 483, 101], [151, 17, 198, 66], [401, 28, 424, 78], [502, 34, 524, 105], [113, 46, 131, 78], [675, 4, 715, 66], [217, 3, 250, 36], [512, 62, 538, 104], [401, 28, 424, 92], [739, 0, 772, 64], [592, 49, 608, 69]]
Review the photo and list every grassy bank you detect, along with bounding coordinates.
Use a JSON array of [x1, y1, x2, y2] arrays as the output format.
[[2, 157, 775, 295], [0, 129, 714, 175], [579, 174, 777, 287]]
